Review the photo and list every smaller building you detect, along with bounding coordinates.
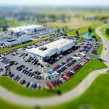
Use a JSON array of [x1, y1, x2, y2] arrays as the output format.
[[6, 35, 32, 47], [26, 38, 75, 62]]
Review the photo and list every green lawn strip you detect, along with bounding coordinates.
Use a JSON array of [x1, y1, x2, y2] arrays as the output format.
[[0, 36, 52, 54], [0, 77, 57, 97], [91, 31, 103, 55], [44, 74, 109, 109], [0, 59, 106, 97], [97, 44, 103, 55], [6, 19, 21, 27], [78, 36, 84, 42], [100, 25, 109, 40]]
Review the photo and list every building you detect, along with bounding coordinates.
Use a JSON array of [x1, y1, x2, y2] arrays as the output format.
[[8, 25, 46, 35], [6, 35, 32, 47], [26, 38, 75, 62]]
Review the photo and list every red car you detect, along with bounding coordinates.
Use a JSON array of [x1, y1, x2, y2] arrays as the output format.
[[79, 50, 83, 52], [62, 76, 69, 81], [46, 83, 52, 89]]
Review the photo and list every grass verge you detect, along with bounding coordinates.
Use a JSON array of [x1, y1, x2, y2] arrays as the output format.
[[0, 59, 107, 97], [44, 74, 109, 109], [100, 25, 109, 40]]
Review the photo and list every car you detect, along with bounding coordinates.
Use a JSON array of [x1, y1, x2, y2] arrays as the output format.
[[46, 83, 52, 89], [14, 62, 18, 65], [19, 79, 26, 84], [45, 63, 49, 67], [0, 68, 3, 72], [79, 49, 83, 52], [107, 70, 109, 73], [25, 82, 30, 87], [1, 72, 7, 76], [12, 75, 18, 80], [62, 76, 69, 81], [30, 82, 37, 89], [8, 73, 15, 78]]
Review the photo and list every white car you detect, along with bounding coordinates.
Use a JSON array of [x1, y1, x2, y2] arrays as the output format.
[[72, 56, 81, 60]]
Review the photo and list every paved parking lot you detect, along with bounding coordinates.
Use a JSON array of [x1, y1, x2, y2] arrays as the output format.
[[0, 36, 100, 89]]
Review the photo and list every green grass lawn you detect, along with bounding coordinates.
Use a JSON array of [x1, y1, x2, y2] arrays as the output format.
[[0, 98, 31, 109], [43, 73, 109, 109], [97, 44, 103, 55], [0, 59, 107, 97], [100, 25, 109, 40], [1, 72, 109, 109], [67, 23, 101, 36]]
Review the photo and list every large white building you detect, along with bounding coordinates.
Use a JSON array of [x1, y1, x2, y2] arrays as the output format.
[[8, 25, 46, 35], [26, 38, 75, 62]]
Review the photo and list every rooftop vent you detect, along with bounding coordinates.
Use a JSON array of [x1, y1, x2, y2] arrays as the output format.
[[39, 46, 47, 51]]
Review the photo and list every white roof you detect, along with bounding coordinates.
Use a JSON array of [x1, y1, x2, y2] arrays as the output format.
[[26, 38, 74, 57], [8, 25, 44, 33]]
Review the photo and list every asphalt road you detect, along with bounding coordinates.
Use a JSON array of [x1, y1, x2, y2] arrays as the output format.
[[0, 25, 109, 107]]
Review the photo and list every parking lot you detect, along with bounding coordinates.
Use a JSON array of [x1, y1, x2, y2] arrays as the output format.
[[0, 36, 100, 89], [0, 27, 56, 48]]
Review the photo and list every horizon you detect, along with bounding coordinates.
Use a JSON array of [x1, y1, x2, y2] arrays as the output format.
[[0, 0, 109, 7]]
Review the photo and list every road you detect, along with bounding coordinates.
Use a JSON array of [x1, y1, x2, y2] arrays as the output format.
[[0, 25, 109, 107], [96, 24, 109, 67]]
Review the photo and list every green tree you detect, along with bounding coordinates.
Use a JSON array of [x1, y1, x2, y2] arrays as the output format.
[[76, 30, 80, 36], [88, 27, 93, 32], [106, 28, 109, 35], [92, 35, 96, 39]]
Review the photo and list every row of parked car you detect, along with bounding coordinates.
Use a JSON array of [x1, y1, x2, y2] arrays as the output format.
[[83, 42, 92, 53], [45, 57, 90, 89], [16, 65, 43, 80], [0, 56, 18, 65], [92, 42, 100, 55], [4, 72, 41, 89], [47, 56, 77, 78]]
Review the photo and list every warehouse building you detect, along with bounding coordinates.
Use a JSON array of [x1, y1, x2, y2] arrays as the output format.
[[6, 35, 31, 47], [8, 25, 46, 35], [26, 38, 75, 62]]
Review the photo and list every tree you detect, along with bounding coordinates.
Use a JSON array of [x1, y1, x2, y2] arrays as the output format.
[[3, 27, 7, 31], [76, 30, 81, 36], [92, 35, 96, 39], [88, 27, 93, 33], [57, 28, 60, 33], [106, 28, 109, 35], [57, 90, 62, 95]]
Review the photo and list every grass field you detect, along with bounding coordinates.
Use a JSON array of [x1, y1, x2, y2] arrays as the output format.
[[0, 98, 31, 109], [43, 18, 96, 29], [0, 59, 107, 97], [67, 23, 101, 36], [1, 73, 109, 109], [100, 25, 109, 40], [43, 73, 109, 109]]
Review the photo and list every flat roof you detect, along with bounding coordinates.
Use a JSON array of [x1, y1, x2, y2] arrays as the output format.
[[8, 25, 44, 32], [26, 38, 74, 57]]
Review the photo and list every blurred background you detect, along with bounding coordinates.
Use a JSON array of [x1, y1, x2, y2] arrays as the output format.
[[0, 0, 109, 109]]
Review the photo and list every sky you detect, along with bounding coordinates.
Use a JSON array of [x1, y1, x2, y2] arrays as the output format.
[[0, 0, 109, 7]]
